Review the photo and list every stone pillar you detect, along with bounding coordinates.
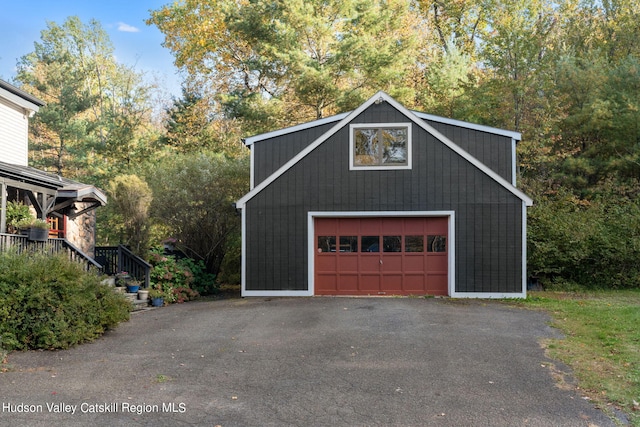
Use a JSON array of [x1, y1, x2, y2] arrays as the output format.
[[66, 203, 97, 258]]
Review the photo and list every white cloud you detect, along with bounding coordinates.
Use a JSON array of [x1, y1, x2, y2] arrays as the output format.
[[117, 22, 140, 33]]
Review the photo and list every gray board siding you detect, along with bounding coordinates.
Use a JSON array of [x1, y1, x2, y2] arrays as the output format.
[[425, 121, 514, 183], [253, 121, 337, 185], [245, 102, 523, 293], [252, 113, 514, 186]]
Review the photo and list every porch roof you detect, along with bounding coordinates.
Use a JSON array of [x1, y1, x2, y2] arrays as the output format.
[[0, 160, 107, 208]]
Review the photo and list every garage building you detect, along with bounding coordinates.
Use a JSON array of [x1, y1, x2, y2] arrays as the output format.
[[236, 91, 533, 297]]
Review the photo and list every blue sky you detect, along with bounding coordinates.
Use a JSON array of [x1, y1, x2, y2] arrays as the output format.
[[0, 0, 181, 97]]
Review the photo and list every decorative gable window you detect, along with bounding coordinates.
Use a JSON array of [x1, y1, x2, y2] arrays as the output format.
[[350, 123, 411, 170]]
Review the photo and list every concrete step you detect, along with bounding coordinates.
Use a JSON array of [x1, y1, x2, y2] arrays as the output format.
[[103, 276, 153, 311], [124, 292, 150, 311]]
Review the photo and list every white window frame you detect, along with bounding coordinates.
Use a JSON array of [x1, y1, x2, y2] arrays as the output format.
[[349, 123, 412, 170]]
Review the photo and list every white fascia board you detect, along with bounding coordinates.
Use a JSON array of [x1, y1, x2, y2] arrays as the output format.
[[0, 86, 41, 115], [413, 112, 522, 141], [241, 206, 247, 294], [512, 138, 517, 187], [522, 200, 528, 298], [243, 112, 349, 146], [249, 146, 255, 189], [308, 210, 455, 218], [243, 110, 521, 146]]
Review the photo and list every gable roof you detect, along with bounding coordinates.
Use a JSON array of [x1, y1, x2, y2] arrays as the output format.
[[236, 91, 532, 208]]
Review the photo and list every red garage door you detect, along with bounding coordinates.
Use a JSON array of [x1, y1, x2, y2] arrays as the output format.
[[315, 217, 448, 296]]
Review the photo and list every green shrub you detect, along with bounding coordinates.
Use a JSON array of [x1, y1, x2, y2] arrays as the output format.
[[217, 231, 241, 286], [0, 251, 130, 351], [528, 190, 640, 289], [148, 248, 200, 303], [177, 257, 217, 295]]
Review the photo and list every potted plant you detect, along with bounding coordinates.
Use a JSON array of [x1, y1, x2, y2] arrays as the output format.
[[137, 288, 150, 301], [17, 218, 50, 242], [149, 288, 165, 307], [126, 279, 141, 294], [115, 271, 130, 287], [5, 201, 32, 234]]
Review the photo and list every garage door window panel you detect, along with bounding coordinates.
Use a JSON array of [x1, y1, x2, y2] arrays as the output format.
[[405, 235, 424, 252], [339, 236, 358, 252], [383, 236, 401, 252], [427, 235, 447, 252], [362, 236, 380, 252], [318, 236, 336, 253]]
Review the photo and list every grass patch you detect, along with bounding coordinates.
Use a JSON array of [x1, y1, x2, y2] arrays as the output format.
[[517, 290, 640, 425], [155, 374, 171, 383]]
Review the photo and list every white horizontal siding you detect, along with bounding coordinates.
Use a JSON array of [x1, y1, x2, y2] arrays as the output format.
[[0, 97, 29, 166]]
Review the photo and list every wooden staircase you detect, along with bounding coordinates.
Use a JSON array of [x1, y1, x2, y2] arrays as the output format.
[[95, 245, 153, 311]]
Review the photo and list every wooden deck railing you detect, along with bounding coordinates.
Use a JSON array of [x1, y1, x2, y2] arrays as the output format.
[[94, 245, 151, 288], [0, 233, 102, 271]]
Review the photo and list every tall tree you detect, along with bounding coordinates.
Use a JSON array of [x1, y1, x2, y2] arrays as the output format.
[[147, 152, 249, 275], [17, 19, 94, 176], [417, 0, 493, 56], [16, 17, 157, 180], [161, 87, 246, 157], [106, 174, 153, 256], [149, 0, 422, 134], [474, 0, 562, 132]]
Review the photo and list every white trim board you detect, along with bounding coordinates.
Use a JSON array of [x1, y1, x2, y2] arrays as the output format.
[[412, 112, 521, 141], [0, 85, 42, 115], [243, 112, 350, 146], [236, 91, 532, 209]]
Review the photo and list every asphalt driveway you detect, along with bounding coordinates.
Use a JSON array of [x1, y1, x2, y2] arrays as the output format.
[[0, 297, 616, 426]]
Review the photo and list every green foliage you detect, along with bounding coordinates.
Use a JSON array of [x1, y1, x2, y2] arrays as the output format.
[[24, 219, 51, 230], [4, 201, 32, 233], [217, 230, 241, 285], [162, 88, 247, 157], [148, 288, 165, 300], [528, 189, 640, 289], [177, 257, 218, 295], [0, 251, 130, 351], [105, 174, 153, 256], [150, 0, 422, 132], [146, 152, 249, 278], [7, 209, 49, 233], [148, 248, 200, 303], [16, 16, 158, 180]]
